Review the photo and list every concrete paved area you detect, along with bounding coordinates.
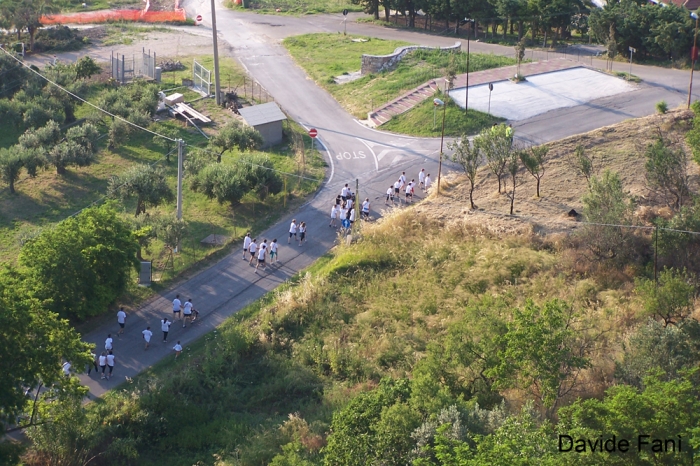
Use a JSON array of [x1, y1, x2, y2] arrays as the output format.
[[449, 67, 638, 121]]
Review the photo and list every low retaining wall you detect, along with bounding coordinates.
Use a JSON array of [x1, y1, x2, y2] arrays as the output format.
[[361, 42, 461, 75]]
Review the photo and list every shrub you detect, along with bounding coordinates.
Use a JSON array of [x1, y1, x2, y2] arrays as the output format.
[[656, 100, 668, 114]]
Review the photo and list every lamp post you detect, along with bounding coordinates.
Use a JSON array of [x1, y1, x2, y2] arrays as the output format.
[[688, 11, 699, 109], [464, 18, 475, 116], [434, 98, 447, 196]]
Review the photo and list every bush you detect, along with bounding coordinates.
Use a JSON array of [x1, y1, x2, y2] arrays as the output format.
[[656, 100, 668, 114], [33, 26, 85, 53]]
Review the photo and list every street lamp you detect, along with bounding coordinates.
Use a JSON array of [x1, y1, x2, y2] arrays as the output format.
[[464, 18, 475, 116], [688, 11, 699, 109], [434, 98, 447, 196]]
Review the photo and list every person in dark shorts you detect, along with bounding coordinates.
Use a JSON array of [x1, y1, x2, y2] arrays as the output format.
[[298, 222, 306, 246]]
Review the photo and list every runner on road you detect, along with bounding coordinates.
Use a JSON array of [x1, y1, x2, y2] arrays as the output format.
[[419, 169, 426, 190], [425, 174, 432, 192], [394, 180, 401, 202], [362, 198, 371, 220], [99, 352, 107, 379], [172, 294, 182, 321], [255, 239, 268, 273], [386, 186, 393, 205], [105, 334, 113, 351], [288, 220, 297, 244], [298, 222, 307, 246], [270, 239, 279, 264], [173, 341, 182, 358], [183, 300, 193, 327], [142, 326, 153, 349], [161, 318, 171, 342], [116, 307, 127, 336], [87, 348, 98, 375], [106, 351, 115, 380], [329, 204, 338, 228], [248, 239, 258, 265], [243, 233, 251, 259]]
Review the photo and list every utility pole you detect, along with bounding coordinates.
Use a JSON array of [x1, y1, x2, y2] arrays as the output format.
[[176, 139, 183, 220], [210, 0, 222, 105], [355, 178, 360, 220], [688, 12, 699, 109], [437, 98, 447, 196], [465, 19, 474, 116], [628, 46, 635, 81]]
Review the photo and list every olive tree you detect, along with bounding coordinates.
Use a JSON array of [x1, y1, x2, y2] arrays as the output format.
[[449, 135, 482, 209], [108, 164, 174, 216]]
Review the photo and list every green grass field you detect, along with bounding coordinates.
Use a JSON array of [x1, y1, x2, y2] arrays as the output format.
[[381, 90, 504, 137], [283, 33, 516, 133]]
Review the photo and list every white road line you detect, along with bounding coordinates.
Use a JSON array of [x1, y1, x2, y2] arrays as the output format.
[[298, 122, 334, 186], [356, 138, 379, 171]]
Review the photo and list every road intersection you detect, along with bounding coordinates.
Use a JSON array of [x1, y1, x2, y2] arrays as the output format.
[[76, 4, 700, 397]]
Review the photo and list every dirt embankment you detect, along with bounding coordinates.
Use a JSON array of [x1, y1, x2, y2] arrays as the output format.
[[415, 109, 698, 235]]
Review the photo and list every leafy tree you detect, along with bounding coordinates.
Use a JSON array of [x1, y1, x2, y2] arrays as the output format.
[[240, 154, 284, 200], [475, 124, 512, 194], [0, 265, 91, 432], [152, 126, 180, 163], [636, 267, 696, 327], [488, 299, 590, 417], [74, 56, 101, 81], [19, 203, 139, 321], [514, 35, 526, 76], [10, 0, 57, 51], [18, 120, 99, 175], [558, 371, 700, 465], [108, 118, 131, 150], [644, 136, 690, 210], [616, 318, 700, 387], [209, 121, 263, 163], [108, 164, 174, 216], [520, 145, 549, 197], [192, 163, 249, 207], [324, 378, 412, 466], [580, 169, 636, 262], [0, 147, 24, 194], [566, 144, 594, 185], [504, 150, 520, 215], [686, 101, 700, 164], [449, 135, 481, 209]]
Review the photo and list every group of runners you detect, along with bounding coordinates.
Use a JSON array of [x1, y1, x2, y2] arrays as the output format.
[[243, 233, 280, 273], [329, 183, 371, 229], [387, 169, 430, 205]]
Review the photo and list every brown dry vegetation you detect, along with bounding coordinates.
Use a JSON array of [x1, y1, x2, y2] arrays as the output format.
[[416, 109, 698, 235]]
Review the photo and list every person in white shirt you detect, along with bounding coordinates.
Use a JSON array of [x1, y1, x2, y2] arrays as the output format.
[[116, 307, 127, 336], [394, 180, 401, 201], [255, 239, 268, 273], [425, 174, 432, 191], [173, 341, 182, 358], [346, 197, 354, 211], [99, 352, 107, 379], [386, 186, 393, 205], [298, 222, 306, 246], [172, 294, 182, 321], [288, 220, 297, 244], [405, 182, 413, 203], [183, 299, 194, 327], [243, 233, 251, 260], [362, 198, 370, 219], [399, 172, 406, 186], [62, 361, 71, 377], [269, 238, 279, 264], [106, 351, 115, 380], [142, 326, 153, 350], [349, 208, 356, 226], [248, 239, 258, 265], [341, 184, 349, 200], [329, 204, 338, 228], [161, 318, 171, 342], [105, 334, 113, 351], [418, 169, 426, 190]]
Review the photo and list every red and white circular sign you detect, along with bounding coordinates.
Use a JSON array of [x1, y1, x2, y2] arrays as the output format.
[[196, 14, 203, 21], [308, 128, 318, 138]]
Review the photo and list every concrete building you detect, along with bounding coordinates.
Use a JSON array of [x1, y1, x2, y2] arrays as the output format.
[[238, 102, 287, 149]]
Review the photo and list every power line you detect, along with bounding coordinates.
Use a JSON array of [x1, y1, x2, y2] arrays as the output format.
[[0, 46, 178, 143]]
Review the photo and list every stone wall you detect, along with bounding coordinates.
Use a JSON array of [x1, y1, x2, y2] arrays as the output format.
[[361, 42, 461, 75]]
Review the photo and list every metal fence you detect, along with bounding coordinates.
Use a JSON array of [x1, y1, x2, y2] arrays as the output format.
[[193, 59, 211, 96], [111, 48, 157, 84]]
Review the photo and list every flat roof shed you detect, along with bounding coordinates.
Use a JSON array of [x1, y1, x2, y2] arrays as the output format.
[[238, 102, 287, 148]]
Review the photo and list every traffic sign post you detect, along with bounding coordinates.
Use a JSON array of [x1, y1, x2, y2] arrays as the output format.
[[342, 9, 348, 35], [488, 82, 493, 114], [628, 46, 636, 81], [309, 128, 317, 150]]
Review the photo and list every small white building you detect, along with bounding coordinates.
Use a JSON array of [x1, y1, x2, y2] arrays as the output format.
[[238, 102, 287, 149]]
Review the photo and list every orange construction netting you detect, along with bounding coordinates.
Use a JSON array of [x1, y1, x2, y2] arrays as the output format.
[[40, 9, 187, 25]]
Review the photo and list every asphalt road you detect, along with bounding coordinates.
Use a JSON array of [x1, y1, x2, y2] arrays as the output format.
[[76, 5, 700, 396]]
